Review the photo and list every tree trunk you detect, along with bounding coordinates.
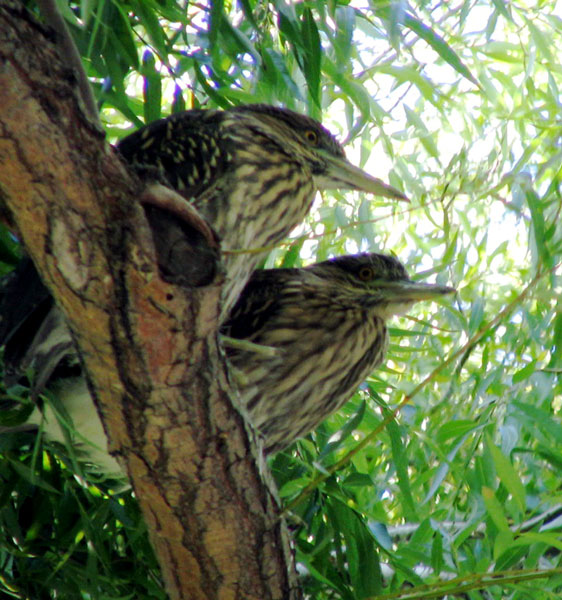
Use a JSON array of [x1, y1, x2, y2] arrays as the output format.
[[0, 3, 299, 599]]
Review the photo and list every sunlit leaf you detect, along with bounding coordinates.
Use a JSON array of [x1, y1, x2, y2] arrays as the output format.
[[482, 486, 511, 533], [402, 13, 478, 85], [490, 0, 512, 21], [512, 360, 537, 383]]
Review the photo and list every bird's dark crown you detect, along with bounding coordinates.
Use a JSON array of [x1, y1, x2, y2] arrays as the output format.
[[308, 253, 410, 287], [233, 104, 345, 159]]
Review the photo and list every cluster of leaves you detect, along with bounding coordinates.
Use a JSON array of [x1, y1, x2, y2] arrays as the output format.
[[0, 423, 163, 598], [2, 0, 562, 598]]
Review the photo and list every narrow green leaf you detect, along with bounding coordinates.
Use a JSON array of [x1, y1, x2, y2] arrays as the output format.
[[298, 560, 351, 599], [277, 3, 304, 50], [441, 229, 459, 266], [385, 413, 418, 520], [549, 311, 562, 367], [325, 64, 372, 118], [387, 327, 433, 337], [431, 530, 443, 574], [535, 446, 562, 471], [490, 0, 512, 21], [278, 477, 312, 498], [513, 532, 562, 553], [142, 50, 161, 123], [219, 18, 259, 60], [349, 517, 383, 597], [301, 9, 321, 107], [436, 420, 481, 444], [108, 2, 140, 69], [369, 522, 392, 551], [494, 529, 515, 560], [280, 238, 304, 268], [192, 61, 232, 108], [525, 19, 553, 61], [329, 498, 382, 597], [423, 434, 468, 504], [104, 38, 128, 95], [131, 0, 168, 59], [375, 2, 404, 50], [333, 6, 355, 67], [404, 105, 439, 159], [237, 0, 259, 29], [343, 472, 375, 488], [100, 89, 144, 127], [209, 0, 224, 50], [512, 360, 537, 383], [468, 297, 485, 335], [403, 13, 478, 85], [524, 187, 553, 268], [7, 458, 61, 494], [482, 486, 510, 533], [171, 84, 185, 114], [264, 49, 305, 102], [513, 401, 562, 443], [375, 64, 436, 102], [319, 401, 366, 457], [486, 436, 526, 514]]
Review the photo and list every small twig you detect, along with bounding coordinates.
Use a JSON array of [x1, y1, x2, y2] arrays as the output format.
[[386, 502, 562, 539], [220, 335, 278, 358], [403, 313, 458, 334], [372, 567, 562, 600], [224, 197, 443, 256]]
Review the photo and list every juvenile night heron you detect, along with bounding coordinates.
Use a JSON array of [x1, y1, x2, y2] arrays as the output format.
[[0, 253, 453, 470], [117, 104, 407, 317], [223, 253, 454, 453]]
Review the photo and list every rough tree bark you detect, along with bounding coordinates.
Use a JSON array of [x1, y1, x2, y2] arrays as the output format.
[[0, 3, 299, 599]]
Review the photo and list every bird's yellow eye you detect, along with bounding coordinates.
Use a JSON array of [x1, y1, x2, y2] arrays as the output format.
[[304, 130, 319, 145], [358, 266, 374, 281]]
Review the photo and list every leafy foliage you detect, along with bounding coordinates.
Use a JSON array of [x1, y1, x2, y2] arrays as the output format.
[[2, 0, 562, 598], [0, 398, 164, 599]]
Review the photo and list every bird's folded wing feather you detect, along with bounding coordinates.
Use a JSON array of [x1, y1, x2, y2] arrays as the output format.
[[221, 269, 294, 342], [116, 110, 230, 199]]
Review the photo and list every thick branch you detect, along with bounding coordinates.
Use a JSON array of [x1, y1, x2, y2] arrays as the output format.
[[0, 4, 298, 599]]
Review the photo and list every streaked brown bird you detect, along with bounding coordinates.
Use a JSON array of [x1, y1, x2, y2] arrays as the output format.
[[223, 252, 454, 453], [117, 104, 407, 317], [0, 252, 452, 472]]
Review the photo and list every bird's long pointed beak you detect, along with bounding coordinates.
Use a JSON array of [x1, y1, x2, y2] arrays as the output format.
[[377, 280, 455, 302], [321, 153, 409, 201]]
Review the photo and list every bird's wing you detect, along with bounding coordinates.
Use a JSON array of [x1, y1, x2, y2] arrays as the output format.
[[116, 110, 230, 199], [117, 111, 229, 288], [221, 269, 294, 342]]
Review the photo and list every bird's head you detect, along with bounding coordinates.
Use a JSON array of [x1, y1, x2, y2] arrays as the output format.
[[305, 253, 455, 319], [234, 105, 408, 201]]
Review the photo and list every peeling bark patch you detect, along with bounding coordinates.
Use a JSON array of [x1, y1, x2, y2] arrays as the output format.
[[50, 212, 91, 291]]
